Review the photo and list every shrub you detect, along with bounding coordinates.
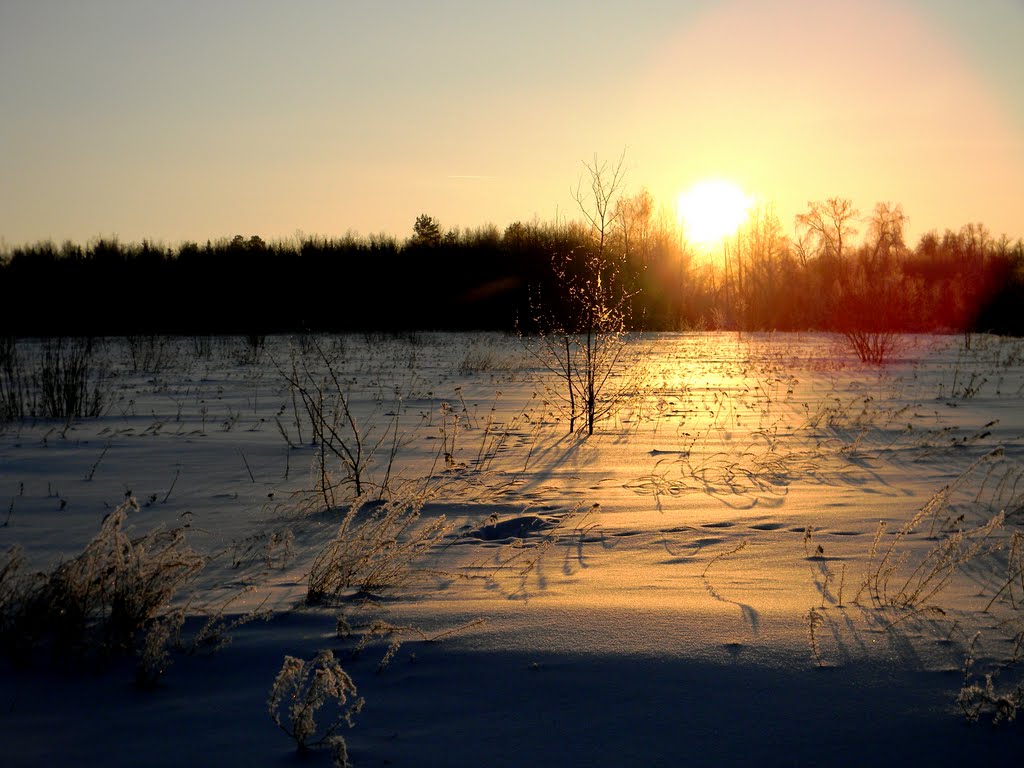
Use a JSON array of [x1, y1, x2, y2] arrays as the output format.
[[240, 333, 266, 364], [267, 649, 363, 756], [0, 336, 30, 422], [842, 329, 900, 365], [276, 338, 402, 502], [0, 498, 203, 661], [522, 152, 641, 436], [306, 494, 449, 602], [190, 335, 214, 360], [1, 337, 108, 423], [958, 634, 1024, 724], [125, 334, 173, 373], [959, 672, 1024, 725], [35, 337, 107, 419]]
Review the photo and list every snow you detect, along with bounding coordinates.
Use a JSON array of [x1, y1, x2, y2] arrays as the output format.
[[2, 331, 1022, 766]]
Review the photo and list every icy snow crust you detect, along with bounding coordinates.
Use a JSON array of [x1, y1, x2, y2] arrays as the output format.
[[2, 331, 1023, 766]]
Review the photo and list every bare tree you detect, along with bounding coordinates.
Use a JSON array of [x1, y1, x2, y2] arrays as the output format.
[[808, 199, 912, 364], [615, 187, 655, 266], [731, 204, 789, 328], [525, 152, 641, 436], [795, 197, 859, 263], [572, 151, 627, 263], [863, 202, 907, 283]]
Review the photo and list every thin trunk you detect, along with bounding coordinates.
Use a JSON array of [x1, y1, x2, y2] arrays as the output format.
[[565, 335, 576, 434]]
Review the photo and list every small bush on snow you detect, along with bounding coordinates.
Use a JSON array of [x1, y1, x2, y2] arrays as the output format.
[[267, 649, 363, 757], [306, 494, 449, 602], [0, 497, 203, 662]]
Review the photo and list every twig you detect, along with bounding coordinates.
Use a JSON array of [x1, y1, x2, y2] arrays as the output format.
[[239, 449, 256, 483], [163, 465, 181, 504], [84, 443, 110, 482], [702, 540, 748, 578], [806, 607, 825, 667]]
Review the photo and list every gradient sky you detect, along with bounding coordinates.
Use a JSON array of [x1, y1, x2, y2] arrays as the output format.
[[2, 0, 1022, 248]]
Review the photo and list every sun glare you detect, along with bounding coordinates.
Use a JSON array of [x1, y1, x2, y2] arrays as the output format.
[[677, 180, 753, 248]]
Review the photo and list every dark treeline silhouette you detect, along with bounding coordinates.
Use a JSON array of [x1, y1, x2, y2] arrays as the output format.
[[1, 202, 1022, 337]]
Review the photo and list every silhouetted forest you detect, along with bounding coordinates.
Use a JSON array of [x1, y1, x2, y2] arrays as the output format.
[[1, 201, 1022, 337]]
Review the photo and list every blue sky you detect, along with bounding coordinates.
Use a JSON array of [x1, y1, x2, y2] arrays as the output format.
[[1, 0, 1021, 247]]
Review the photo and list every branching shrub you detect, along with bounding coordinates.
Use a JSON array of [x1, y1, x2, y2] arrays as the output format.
[[1, 337, 108, 422], [267, 650, 363, 756], [0, 337, 31, 422], [275, 338, 402, 502], [35, 337, 107, 419], [190, 335, 214, 360], [125, 334, 173, 373], [240, 333, 266, 365], [843, 329, 900, 365]]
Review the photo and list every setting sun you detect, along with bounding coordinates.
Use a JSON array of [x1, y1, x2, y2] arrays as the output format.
[[677, 180, 754, 248]]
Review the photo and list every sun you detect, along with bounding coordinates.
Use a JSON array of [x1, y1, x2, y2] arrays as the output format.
[[677, 179, 753, 248]]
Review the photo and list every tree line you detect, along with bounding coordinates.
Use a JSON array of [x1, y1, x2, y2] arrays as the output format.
[[1, 200, 1021, 337]]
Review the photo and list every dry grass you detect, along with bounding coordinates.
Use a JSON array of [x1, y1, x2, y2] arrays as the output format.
[[0, 497, 203, 662], [306, 493, 451, 602], [852, 452, 1008, 612], [957, 633, 1024, 724]]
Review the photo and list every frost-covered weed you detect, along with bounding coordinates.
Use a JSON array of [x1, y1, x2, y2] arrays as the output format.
[[328, 735, 352, 768], [854, 452, 1007, 611], [958, 674, 1024, 725], [336, 613, 487, 673], [958, 634, 1024, 725], [0, 497, 203, 661], [227, 528, 296, 571], [806, 607, 825, 667], [136, 609, 185, 689], [183, 591, 273, 655], [267, 650, 363, 753], [306, 494, 449, 601]]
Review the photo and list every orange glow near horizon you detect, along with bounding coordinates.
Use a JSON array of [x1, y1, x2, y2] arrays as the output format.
[[0, 2, 1021, 246], [634, 0, 1024, 248]]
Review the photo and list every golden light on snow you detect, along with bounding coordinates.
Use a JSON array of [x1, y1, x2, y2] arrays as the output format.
[[677, 180, 753, 249]]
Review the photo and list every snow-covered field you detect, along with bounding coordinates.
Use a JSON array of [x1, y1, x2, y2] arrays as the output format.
[[2, 331, 1023, 766]]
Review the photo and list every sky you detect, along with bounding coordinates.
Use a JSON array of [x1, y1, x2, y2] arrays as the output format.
[[1, 0, 1022, 249]]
